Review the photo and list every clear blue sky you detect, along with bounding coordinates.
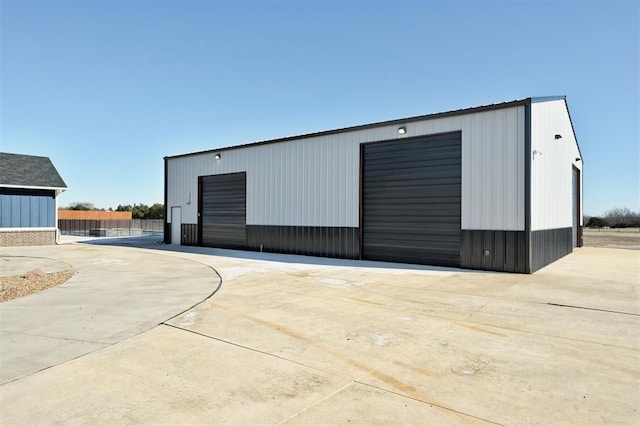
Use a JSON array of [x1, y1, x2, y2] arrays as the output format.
[[1, 0, 638, 216]]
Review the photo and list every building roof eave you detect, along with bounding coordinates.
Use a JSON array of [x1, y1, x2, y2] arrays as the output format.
[[165, 97, 539, 160], [1, 184, 68, 192]]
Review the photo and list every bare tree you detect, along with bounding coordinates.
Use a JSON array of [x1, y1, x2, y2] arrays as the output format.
[[604, 207, 640, 228]]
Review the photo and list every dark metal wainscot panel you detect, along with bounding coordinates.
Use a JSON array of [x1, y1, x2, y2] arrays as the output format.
[[246, 225, 359, 259], [461, 230, 527, 273]]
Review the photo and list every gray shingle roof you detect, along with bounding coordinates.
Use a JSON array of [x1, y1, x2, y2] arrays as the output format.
[[0, 152, 67, 189]]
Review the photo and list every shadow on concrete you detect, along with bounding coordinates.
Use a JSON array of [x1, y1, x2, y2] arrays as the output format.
[[74, 234, 486, 274]]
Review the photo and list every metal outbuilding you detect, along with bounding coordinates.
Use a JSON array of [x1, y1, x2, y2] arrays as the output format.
[[164, 96, 583, 273]]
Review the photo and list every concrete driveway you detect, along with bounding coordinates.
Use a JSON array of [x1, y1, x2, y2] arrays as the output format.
[[0, 241, 219, 384], [1, 241, 638, 425]]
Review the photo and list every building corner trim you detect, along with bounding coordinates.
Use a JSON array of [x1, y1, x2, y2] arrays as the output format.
[[163, 157, 170, 244], [524, 101, 532, 273], [358, 143, 364, 260]]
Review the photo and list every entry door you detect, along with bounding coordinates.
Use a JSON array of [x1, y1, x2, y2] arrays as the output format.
[[199, 172, 247, 249], [171, 206, 181, 245], [361, 132, 462, 267]]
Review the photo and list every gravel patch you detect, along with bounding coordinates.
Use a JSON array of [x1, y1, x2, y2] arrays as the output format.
[[0, 269, 74, 303]]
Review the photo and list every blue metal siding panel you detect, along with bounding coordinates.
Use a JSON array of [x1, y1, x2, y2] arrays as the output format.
[[0, 195, 7, 227], [3, 195, 12, 226], [3, 196, 13, 227], [10, 196, 20, 227], [46, 196, 55, 227], [20, 197, 31, 227], [0, 191, 55, 228], [30, 197, 40, 226], [38, 197, 47, 227]]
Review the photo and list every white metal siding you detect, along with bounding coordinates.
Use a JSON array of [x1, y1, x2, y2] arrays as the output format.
[[409, 107, 525, 231], [531, 100, 582, 231], [167, 105, 525, 230], [167, 154, 216, 225]]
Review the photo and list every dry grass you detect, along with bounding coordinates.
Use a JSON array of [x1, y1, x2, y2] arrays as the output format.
[[0, 270, 74, 303], [583, 227, 640, 250]]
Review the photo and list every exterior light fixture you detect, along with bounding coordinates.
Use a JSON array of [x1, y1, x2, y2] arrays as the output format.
[[554, 134, 563, 140], [398, 126, 407, 135], [575, 158, 581, 162], [214, 153, 221, 160]]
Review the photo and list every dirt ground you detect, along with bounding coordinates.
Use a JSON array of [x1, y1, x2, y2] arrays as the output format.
[[583, 227, 640, 250]]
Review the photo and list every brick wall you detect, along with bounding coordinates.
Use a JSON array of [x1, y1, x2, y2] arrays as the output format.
[[0, 230, 56, 247]]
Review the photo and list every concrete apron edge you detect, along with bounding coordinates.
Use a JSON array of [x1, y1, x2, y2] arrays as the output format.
[[0, 248, 224, 386]]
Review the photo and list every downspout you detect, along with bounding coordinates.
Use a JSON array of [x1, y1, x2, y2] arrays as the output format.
[[55, 189, 63, 244]]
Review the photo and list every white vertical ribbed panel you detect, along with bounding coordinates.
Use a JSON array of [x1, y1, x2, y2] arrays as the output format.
[[167, 153, 215, 224], [409, 106, 525, 230], [531, 99, 582, 230], [166, 105, 526, 230]]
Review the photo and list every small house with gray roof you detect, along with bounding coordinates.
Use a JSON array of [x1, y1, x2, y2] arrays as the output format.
[[0, 152, 68, 246]]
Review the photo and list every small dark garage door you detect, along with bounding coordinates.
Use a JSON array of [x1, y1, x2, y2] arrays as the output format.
[[362, 132, 462, 267], [199, 172, 247, 249]]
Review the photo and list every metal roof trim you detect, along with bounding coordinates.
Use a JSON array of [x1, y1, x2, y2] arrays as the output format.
[[0, 184, 68, 191], [530, 95, 566, 103], [562, 98, 584, 163], [165, 97, 537, 160]]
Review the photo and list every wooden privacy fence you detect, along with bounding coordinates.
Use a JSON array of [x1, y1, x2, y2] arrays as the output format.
[[58, 210, 132, 220]]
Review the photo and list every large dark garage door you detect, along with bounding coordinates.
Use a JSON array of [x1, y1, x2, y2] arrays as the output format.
[[362, 132, 462, 267], [199, 172, 247, 249]]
